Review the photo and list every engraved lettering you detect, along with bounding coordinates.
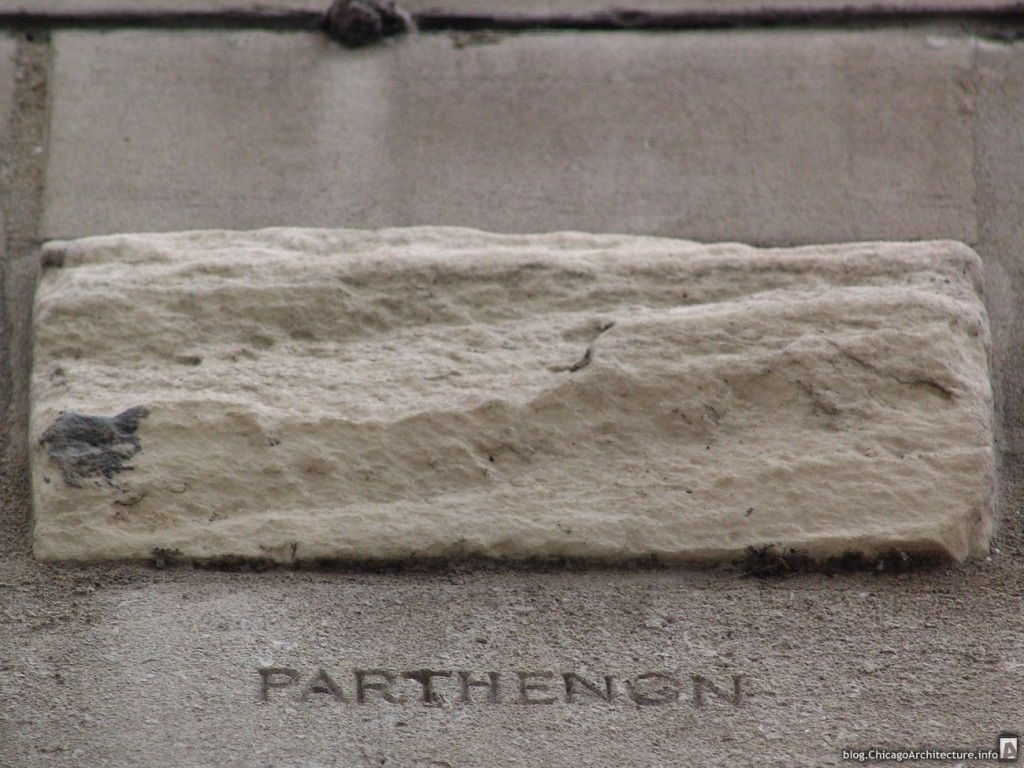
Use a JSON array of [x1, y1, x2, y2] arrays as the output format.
[[692, 674, 744, 708], [258, 667, 300, 702], [627, 672, 679, 706], [517, 671, 557, 705], [300, 667, 346, 702], [403, 670, 451, 705], [563, 672, 614, 703], [458, 671, 499, 704], [355, 669, 402, 704], [253, 665, 748, 710]]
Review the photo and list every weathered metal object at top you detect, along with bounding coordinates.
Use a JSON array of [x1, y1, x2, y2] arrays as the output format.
[[325, 0, 415, 48]]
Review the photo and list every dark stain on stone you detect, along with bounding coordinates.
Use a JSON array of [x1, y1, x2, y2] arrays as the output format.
[[39, 406, 150, 487], [151, 547, 182, 570], [182, 546, 951, 575], [738, 544, 947, 578]]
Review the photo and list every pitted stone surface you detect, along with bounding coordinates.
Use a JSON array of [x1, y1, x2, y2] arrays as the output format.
[[30, 228, 993, 563]]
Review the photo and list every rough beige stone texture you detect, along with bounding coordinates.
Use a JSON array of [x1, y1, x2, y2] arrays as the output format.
[[30, 228, 993, 564]]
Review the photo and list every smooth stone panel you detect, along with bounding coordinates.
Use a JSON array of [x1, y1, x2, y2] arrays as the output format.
[[975, 40, 1024, 556], [42, 30, 976, 246], [30, 228, 993, 563], [977, 41, 1024, 449]]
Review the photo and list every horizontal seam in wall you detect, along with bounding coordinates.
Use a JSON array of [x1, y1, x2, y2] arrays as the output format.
[[1, 4, 1024, 34]]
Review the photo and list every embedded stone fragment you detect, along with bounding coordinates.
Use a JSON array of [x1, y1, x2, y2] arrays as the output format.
[[30, 228, 993, 564]]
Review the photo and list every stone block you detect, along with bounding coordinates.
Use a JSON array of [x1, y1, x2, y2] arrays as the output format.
[[30, 228, 993, 563]]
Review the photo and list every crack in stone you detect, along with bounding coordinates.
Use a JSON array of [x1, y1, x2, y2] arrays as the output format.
[[552, 320, 616, 374], [829, 341, 957, 400]]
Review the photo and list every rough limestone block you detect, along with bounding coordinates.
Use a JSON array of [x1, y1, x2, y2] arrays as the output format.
[[30, 228, 993, 564]]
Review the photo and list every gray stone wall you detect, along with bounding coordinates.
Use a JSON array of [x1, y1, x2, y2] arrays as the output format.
[[1, 10, 1022, 766]]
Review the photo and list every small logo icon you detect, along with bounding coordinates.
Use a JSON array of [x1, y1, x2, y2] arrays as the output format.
[[999, 733, 1020, 762]]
